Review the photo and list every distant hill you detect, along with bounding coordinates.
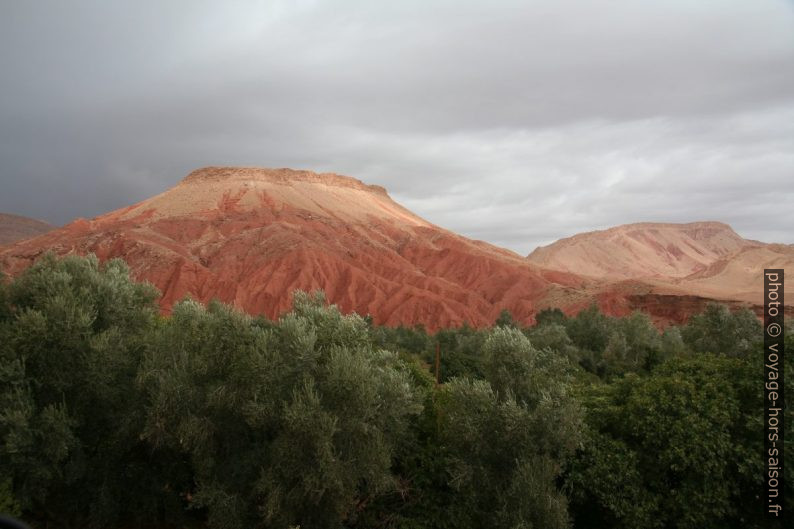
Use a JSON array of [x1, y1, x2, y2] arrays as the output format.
[[527, 221, 793, 307], [0, 212, 54, 246]]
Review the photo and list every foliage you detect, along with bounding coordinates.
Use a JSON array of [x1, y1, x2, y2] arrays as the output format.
[[681, 303, 761, 356], [356, 327, 582, 529], [535, 307, 567, 327], [494, 308, 518, 328], [0, 253, 784, 529], [436, 379, 572, 529], [564, 304, 613, 354], [0, 478, 22, 518], [601, 312, 665, 377], [526, 322, 578, 365], [139, 292, 422, 529], [567, 352, 792, 529], [430, 325, 488, 382], [389, 328, 581, 529], [0, 253, 185, 528], [370, 323, 431, 356], [453, 328, 581, 527]]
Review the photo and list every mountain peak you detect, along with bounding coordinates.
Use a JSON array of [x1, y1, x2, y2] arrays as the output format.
[[108, 166, 415, 226], [179, 166, 388, 195], [527, 220, 755, 280], [0, 167, 579, 330]]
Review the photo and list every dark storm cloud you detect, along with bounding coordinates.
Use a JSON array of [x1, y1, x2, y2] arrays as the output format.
[[1, 0, 792, 253]]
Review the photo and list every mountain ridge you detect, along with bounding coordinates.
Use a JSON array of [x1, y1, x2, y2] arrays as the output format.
[[1, 168, 790, 327], [527, 220, 793, 307], [179, 166, 390, 196], [527, 221, 761, 279], [0, 167, 586, 329]]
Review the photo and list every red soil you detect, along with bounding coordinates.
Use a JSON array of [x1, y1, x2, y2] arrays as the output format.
[[0, 167, 587, 329], [3, 167, 788, 328]]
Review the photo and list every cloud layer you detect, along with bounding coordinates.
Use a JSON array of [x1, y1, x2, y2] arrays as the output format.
[[1, 0, 793, 253]]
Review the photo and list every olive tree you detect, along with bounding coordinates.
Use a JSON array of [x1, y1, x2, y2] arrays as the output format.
[[139, 291, 421, 529], [0, 254, 180, 528]]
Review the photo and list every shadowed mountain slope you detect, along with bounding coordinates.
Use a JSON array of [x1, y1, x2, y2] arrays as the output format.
[[0, 167, 586, 329], [0, 213, 54, 246]]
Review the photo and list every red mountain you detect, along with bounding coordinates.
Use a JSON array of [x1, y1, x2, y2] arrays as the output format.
[[0, 167, 588, 329], [3, 168, 789, 327], [0, 213, 53, 246]]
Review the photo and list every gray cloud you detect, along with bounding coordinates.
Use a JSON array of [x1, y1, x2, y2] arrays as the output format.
[[1, 0, 792, 254]]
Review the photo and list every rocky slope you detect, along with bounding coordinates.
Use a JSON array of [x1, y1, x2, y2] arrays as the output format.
[[528, 221, 794, 310], [0, 167, 587, 329], [528, 221, 757, 279], [0, 213, 54, 246], [3, 169, 789, 327]]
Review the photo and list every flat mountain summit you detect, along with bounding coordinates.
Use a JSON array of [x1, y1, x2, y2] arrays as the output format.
[[116, 166, 425, 226]]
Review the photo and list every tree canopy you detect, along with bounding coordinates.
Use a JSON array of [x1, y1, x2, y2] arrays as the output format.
[[0, 253, 788, 529]]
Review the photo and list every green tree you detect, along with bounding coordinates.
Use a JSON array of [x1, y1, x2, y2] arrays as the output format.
[[434, 328, 580, 528], [535, 307, 566, 327], [365, 327, 582, 529], [430, 325, 488, 382], [659, 325, 688, 358], [0, 254, 185, 528], [139, 292, 422, 529], [370, 323, 431, 356], [565, 305, 614, 376], [0, 478, 22, 518], [567, 352, 789, 529], [602, 311, 664, 377], [436, 377, 574, 529], [494, 308, 518, 328], [526, 322, 580, 365], [681, 303, 761, 356]]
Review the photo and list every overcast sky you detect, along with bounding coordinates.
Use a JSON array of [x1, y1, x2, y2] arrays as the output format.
[[1, 0, 792, 254]]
